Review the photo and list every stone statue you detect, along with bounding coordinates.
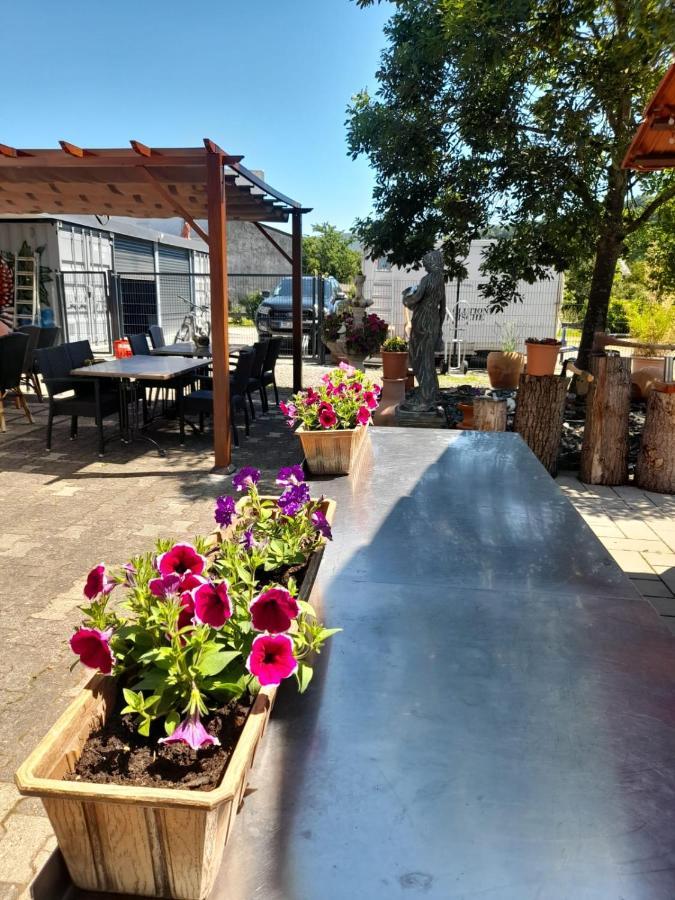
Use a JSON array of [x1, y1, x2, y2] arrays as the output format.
[[400, 250, 445, 411]]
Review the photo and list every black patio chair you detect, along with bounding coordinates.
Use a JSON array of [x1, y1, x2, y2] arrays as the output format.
[[16, 325, 41, 396], [261, 337, 282, 408], [179, 348, 254, 448], [149, 325, 166, 349], [0, 333, 33, 432], [128, 332, 151, 356], [246, 339, 270, 418], [35, 345, 119, 456], [29, 325, 60, 401]]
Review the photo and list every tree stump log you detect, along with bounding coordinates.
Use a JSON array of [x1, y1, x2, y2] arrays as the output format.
[[636, 391, 675, 493], [579, 355, 631, 485], [513, 374, 568, 475], [474, 397, 507, 432]]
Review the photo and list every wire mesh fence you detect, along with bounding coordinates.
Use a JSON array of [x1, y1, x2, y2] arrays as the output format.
[[54, 269, 323, 358], [365, 276, 563, 358]]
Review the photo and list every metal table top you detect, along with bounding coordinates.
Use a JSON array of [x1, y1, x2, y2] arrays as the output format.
[[149, 342, 246, 358], [70, 356, 209, 381], [56, 430, 675, 899]]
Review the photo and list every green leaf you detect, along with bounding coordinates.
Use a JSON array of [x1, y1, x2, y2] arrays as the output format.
[[138, 717, 151, 737], [132, 670, 167, 692], [296, 663, 313, 694], [206, 681, 244, 698], [297, 599, 317, 618], [317, 627, 342, 641], [164, 710, 180, 736], [198, 648, 241, 677], [122, 688, 143, 711]]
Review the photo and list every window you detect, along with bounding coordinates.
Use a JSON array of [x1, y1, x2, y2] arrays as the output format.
[[376, 258, 392, 272]]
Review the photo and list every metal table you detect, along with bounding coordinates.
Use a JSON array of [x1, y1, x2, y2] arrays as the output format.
[[149, 342, 247, 358], [71, 357, 208, 457], [41, 431, 675, 898]]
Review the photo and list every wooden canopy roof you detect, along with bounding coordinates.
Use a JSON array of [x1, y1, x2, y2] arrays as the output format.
[[623, 63, 675, 170], [0, 138, 302, 225]]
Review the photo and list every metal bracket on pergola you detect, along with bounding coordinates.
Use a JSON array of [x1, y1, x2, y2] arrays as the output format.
[[0, 138, 311, 469]]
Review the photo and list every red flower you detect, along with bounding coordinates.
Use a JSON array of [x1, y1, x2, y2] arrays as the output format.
[[156, 543, 207, 578], [193, 581, 232, 629], [363, 390, 378, 410], [70, 628, 115, 674], [357, 406, 371, 426], [83, 563, 115, 600], [318, 403, 337, 429], [249, 587, 299, 633], [178, 591, 196, 630], [246, 633, 298, 686]]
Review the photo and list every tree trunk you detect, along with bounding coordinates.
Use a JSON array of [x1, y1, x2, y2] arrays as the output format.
[[578, 233, 622, 369], [579, 355, 631, 485], [513, 374, 568, 476], [474, 397, 507, 432], [636, 391, 675, 494]]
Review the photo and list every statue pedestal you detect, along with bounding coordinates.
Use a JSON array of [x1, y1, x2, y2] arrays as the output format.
[[395, 405, 448, 429], [373, 378, 406, 426]]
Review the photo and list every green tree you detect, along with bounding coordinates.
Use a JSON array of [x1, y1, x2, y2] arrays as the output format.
[[303, 223, 362, 282], [348, 0, 675, 365]]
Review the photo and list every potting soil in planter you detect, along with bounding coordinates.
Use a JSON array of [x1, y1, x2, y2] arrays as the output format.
[[64, 694, 253, 791]]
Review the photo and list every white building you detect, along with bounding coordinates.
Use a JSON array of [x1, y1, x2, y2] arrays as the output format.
[[362, 239, 564, 358]]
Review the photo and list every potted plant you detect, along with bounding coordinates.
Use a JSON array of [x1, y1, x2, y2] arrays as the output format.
[[381, 335, 409, 379], [628, 300, 675, 380], [321, 311, 388, 369], [16, 467, 338, 900], [524, 337, 561, 376], [282, 363, 381, 475], [487, 324, 524, 389]]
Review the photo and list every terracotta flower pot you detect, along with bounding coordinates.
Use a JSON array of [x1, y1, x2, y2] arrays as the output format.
[[381, 350, 409, 380], [486, 351, 524, 389], [457, 402, 475, 430], [631, 355, 666, 378], [297, 423, 369, 475], [525, 342, 560, 377]]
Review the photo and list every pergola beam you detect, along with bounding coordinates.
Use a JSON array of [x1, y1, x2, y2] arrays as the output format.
[[137, 166, 211, 246], [252, 222, 293, 266]]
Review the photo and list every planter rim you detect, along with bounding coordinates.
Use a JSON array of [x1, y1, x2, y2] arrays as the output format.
[[525, 340, 561, 346], [296, 423, 369, 436], [15, 677, 276, 811], [16, 499, 336, 813]]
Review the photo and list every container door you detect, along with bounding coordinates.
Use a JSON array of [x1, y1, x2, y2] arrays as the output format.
[[157, 245, 191, 343], [114, 236, 157, 336]]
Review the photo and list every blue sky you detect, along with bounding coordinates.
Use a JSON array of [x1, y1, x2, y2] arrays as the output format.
[[3, 0, 392, 234]]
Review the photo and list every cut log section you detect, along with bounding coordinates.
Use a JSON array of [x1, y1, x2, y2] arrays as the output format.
[[513, 374, 568, 476], [474, 397, 507, 432], [579, 355, 631, 485], [636, 390, 675, 494]]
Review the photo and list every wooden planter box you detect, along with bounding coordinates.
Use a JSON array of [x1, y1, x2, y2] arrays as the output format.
[[16, 502, 336, 900], [297, 423, 369, 475]]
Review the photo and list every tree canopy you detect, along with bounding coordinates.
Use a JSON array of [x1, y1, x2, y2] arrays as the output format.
[[303, 223, 362, 282], [348, 0, 675, 363]]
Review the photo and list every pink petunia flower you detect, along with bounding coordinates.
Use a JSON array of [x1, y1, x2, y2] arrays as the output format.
[[246, 633, 298, 686], [70, 628, 115, 674], [177, 591, 196, 630], [356, 406, 371, 426], [280, 400, 297, 419], [192, 581, 232, 629], [350, 382, 363, 393], [158, 711, 220, 751], [339, 362, 356, 376], [249, 587, 299, 633], [363, 390, 378, 410], [156, 544, 207, 579], [318, 403, 338, 429], [83, 564, 115, 600]]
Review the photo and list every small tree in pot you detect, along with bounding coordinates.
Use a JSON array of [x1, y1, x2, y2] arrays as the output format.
[[487, 324, 524, 389]]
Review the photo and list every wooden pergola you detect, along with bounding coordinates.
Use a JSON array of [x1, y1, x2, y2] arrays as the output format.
[[0, 138, 309, 469], [623, 62, 675, 170]]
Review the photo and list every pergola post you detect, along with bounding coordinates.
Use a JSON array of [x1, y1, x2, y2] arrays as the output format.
[[206, 149, 232, 470], [292, 209, 303, 393]]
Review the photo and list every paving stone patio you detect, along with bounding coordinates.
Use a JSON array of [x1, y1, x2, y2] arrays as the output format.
[[0, 371, 673, 898]]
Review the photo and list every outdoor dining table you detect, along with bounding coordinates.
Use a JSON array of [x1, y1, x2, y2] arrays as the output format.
[[149, 341, 246, 358], [40, 429, 675, 899], [70, 356, 209, 457]]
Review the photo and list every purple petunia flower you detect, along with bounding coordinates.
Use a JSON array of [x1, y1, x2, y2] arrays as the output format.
[[215, 495, 236, 528], [311, 509, 333, 540], [156, 543, 207, 578], [83, 563, 116, 600], [232, 467, 260, 492], [277, 482, 311, 517], [276, 465, 305, 487], [241, 528, 256, 551], [192, 580, 232, 629], [158, 711, 220, 751], [70, 627, 115, 674], [246, 633, 298, 686]]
